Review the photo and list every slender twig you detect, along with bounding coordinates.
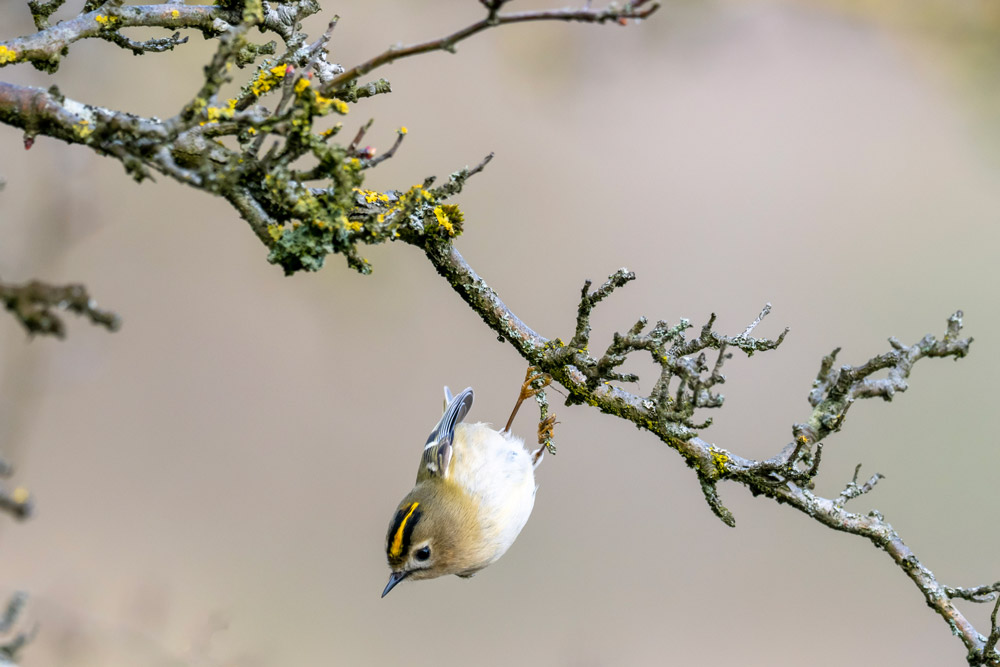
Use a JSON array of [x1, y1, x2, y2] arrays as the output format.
[[327, 2, 661, 91], [362, 129, 406, 169], [835, 463, 885, 507], [99, 30, 188, 55], [347, 119, 374, 156], [946, 583, 1000, 603]]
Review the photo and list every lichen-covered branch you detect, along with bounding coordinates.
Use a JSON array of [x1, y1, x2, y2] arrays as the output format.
[[1, 1, 991, 663], [406, 233, 992, 664], [5, 4, 227, 72], [0, 0, 656, 275], [0, 279, 121, 338]]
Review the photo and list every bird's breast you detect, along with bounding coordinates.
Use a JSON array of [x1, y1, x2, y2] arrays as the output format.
[[449, 422, 537, 562]]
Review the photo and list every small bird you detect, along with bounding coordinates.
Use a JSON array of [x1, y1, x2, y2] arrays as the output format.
[[382, 369, 555, 597]]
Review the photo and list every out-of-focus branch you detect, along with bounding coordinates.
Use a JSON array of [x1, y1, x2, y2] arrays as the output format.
[[0, 478, 31, 521], [0, 592, 34, 665], [0, 435, 30, 521], [0, 279, 121, 338]]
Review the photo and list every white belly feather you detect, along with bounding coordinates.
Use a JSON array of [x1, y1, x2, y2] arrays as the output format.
[[450, 422, 537, 563]]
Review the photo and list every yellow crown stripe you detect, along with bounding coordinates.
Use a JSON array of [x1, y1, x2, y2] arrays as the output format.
[[389, 502, 420, 558]]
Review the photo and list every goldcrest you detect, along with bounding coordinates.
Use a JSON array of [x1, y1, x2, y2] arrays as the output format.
[[382, 372, 553, 597]]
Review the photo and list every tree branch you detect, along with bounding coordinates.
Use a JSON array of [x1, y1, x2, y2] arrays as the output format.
[[1, 2, 990, 662], [0, 279, 121, 338], [0, 1, 653, 276], [326, 0, 660, 91], [4, 4, 229, 72], [0, 592, 32, 665], [407, 235, 990, 663]]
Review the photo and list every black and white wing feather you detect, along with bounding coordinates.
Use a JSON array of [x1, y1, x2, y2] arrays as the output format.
[[418, 386, 473, 480]]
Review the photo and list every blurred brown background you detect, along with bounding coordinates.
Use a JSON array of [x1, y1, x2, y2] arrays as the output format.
[[1, 0, 999, 664]]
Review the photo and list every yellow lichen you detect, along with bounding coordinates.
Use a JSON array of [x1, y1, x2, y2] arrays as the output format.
[[171, 9, 180, 19], [0, 45, 18, 65], [357, 189, 390, 205], [292, 77, 347, 116], [11, 487, 29, 505], [433, 206, 454, 234], [74, 119, 93, 139], [312, 91, 349, 115], [709, 447, 730, 476], [398, 126, 408, 135], [267, 224, 284, 241], [434, 204, 464, 235], [250, 64, 288, 97], [204, 98, 238, 123], [94, 14, 121, 28]]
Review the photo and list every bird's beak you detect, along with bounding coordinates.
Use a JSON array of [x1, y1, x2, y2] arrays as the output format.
[[381, 570, 409, 598]]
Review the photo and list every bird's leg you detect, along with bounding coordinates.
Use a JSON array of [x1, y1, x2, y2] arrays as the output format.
[[503, 367, 551, 433]]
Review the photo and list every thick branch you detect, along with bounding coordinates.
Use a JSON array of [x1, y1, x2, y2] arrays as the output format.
[[3, 5, 228, 72], [423, 242, 548, 357]]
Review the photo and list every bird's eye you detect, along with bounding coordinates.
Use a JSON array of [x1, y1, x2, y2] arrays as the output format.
[[415, 546, 431, 561]]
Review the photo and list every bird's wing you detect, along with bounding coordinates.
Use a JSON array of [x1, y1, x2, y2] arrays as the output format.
[[418, 386, 473, 481]]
